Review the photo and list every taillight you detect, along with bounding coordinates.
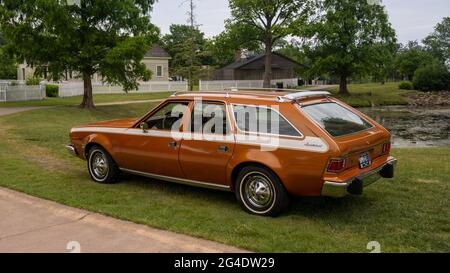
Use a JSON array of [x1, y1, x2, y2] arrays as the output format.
[[327, 158, 346, 173], [382, 143, 391, 154]]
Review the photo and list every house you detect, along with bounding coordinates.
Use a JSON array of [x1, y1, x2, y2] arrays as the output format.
[[17, 44, 171, 82], [214, 51, 304, 81], [141, 44, 171, 81]]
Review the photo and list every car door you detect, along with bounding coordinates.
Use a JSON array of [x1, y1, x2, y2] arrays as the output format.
[[115, 100, 191, 178], [179, 101, 235, 186]]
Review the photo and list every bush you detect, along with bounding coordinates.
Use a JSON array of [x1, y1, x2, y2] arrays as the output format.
[[413, 63, 450, 91], [9, 80, 19, 86], [399, 81, 414, 90], [26, 76, 42, 86], [45, 84, 59, 98]]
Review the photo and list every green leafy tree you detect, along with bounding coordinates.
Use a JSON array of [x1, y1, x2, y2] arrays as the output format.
[[370, 43, 397, 84], [304, 0, 396, 94], [0, 0, 158, 108], [395, 42, 435, 81], [0, 32, 16, 79], [423, 17, 450, 68], [277, 40, 312, 80], [413, 61, 450, 91], [228, 0, 312, 88], [161, 24, 207, 90], [205, 26, 262, 68]]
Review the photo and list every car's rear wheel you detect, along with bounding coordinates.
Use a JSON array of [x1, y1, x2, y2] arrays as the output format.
[[87, 146, 119, 184], [235, 166, 289, 217]]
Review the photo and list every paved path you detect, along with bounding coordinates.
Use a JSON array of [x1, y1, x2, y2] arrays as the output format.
[[0, 106, 52, 117], [0, 105, 245, 253], [0, 187, 247, 253]]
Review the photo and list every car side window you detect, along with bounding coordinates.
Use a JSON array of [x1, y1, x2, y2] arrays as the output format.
[[191, 102, 229, 135], [145, 102, 189, 131], [232, 104, 301, 137]]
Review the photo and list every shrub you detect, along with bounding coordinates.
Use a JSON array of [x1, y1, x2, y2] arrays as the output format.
[[399, 81, 414, 90], [9, 80, 19, 86], [413, 63, 450, 91], [26, 76, 42, 86], [45, 84, 59, 98]]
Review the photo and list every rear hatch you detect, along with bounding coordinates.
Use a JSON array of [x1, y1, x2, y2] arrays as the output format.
[[334, 129, 390, 169], [301, 100, 391, 169]]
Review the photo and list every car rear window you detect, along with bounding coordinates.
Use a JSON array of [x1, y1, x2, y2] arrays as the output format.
[[302, 103, 373, 137]]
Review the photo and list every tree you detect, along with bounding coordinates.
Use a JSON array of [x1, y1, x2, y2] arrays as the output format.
[[423, 17, 450, 68], [161, 24, 207, 90], [228, 0, 312, 88], [205, 26, 262, 68], [413, 61, 450, 91], [0, 0, 158, 108], [0, 32, 16, 79], [277, 39, 312, 81], [395, 42, 435, 81], [304, 0, 396, 94]]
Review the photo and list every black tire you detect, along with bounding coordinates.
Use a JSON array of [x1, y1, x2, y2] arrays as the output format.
[[87, 145, 120, 184], [235, 165, 289, 217]]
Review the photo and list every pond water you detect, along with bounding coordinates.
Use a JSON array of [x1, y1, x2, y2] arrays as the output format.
[[360, 106, 450, 148]]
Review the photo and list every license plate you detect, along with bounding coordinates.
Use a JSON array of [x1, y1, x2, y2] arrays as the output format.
[[359, 152, 372, 169]]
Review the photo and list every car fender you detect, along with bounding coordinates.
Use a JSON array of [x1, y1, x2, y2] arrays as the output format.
[[226, 148, 284, 190], [83, 133, 114, 159]]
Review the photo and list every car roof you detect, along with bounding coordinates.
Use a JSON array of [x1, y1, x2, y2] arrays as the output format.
[[171, 89, 332, 104]]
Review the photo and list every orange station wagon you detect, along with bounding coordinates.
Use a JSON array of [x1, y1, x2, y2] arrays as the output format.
[[67, 90, 397, 216]]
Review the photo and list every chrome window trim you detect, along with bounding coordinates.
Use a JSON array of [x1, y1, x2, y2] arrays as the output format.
[[189, 100, 234, 137], [119, 168, 231, 191], [230, 103, 304, 139]]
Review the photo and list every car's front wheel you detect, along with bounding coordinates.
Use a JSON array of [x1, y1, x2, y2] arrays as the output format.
[[235, 166, 289, 217], [87, 146, 119, 184]]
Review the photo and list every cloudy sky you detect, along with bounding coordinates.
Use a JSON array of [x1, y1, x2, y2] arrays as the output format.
[[151, 0, 450, 44]]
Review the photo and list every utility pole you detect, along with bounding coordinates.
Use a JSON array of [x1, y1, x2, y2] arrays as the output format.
[[188, 0, 195, 28], [180, 0, 198, 91]]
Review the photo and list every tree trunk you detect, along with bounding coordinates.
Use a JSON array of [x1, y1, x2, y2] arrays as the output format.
[[263, 38, 273, 89], [80, 75, 95, 109], [339, 75, 350, 95]]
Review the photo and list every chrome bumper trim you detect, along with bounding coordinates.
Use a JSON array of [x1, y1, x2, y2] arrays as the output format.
[[66, 145, 77, 156], [322, 158, 398, 198]]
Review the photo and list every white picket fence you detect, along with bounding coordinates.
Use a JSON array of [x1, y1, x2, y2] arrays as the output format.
[[58, 81, 188, 98], [0, 83, 45, 102], [199, 78, 299, 91]]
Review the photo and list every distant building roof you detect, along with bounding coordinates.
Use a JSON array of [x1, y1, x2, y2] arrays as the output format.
[[145, 44, 171, 59], [220, 52, 304, 70]]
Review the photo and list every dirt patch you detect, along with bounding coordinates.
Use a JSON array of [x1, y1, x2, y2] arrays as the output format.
[[416, 179, 441, 185], [0, 122, 77, 172]]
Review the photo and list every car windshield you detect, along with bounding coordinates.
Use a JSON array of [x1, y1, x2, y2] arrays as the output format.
[[302, 103, 373, 137]]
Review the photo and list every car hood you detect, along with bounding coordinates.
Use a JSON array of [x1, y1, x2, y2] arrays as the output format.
[[82, 118, 139, 129]]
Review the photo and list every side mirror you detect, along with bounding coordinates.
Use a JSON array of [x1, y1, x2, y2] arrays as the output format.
[[140, 122, 149, 133]]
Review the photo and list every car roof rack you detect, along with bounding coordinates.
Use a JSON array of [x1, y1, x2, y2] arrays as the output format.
[[281, 91, 331, 101], [172, 89, 332, 102]]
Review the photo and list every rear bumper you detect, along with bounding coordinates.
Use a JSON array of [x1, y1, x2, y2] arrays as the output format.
[[321, 158, 397, 198]]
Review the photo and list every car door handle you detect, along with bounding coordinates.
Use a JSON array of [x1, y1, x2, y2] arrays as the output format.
[[218, 145, 229, 153], [168, 141, 178, 149]]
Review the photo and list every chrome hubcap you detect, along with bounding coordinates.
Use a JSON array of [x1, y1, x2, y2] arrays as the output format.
[[91, 152, 108, 179], [245, 174, 274, 208]]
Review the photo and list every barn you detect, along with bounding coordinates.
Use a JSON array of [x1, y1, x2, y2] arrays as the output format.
[[214, 52, 304, 81]]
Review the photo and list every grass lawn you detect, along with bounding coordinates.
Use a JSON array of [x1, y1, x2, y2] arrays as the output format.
[[0, 104, 448, 252], [323, 82, 417, 107], [0, 92, 172, 108]]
